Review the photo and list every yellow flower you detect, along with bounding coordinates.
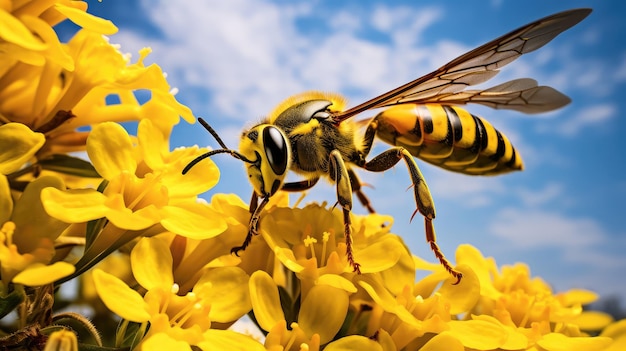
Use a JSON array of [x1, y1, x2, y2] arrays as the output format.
[[0, 121, 45, 229], [0, 176, 74, 290], [260, 203, 414, 295], [0, 122, 45, 177], [40, 120, 225, 279], [410, 244, 613, 350], [43, 329, 78, 351], [355, 265, 512, 350], [250, 270, 345, 348], [0, 0, 115, 69], [600, 319, 626, 351], [1, 1, 192, 163], [93, 236, 260, 350]]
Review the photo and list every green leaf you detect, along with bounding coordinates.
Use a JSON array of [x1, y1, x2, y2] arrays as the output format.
[[0, 288, 25, 319], [39, 154, 100, 178]]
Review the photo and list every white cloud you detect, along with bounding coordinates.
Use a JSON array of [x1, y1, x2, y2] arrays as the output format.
[[424, 169, 506, 207], [371, 5, 442, 47], [615, 52, 626, 81], [108, 0, 466, 125], [556, 103, 616, 137], [489, 208, 606, 249], [515, 182, 565, 207]]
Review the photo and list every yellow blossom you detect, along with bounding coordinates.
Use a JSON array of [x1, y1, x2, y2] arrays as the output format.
[[259, 203, 414, 297], [1, 2, 192, 165], [43, 329, 78, 351], [250, 270, 349, 347], [410, 244, 614, 350], [40, 120, 225, 279], [0, 122, 45, 176], [600, 319, 626, 351], [0, 176, 73, 290], [93, 236, 260, 350]]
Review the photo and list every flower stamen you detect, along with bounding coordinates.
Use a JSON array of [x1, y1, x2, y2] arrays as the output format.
[[1, 222, 16, 246], [160, 283, 178, 314], [126, 173, 163, 210], [285, 322, 299, 350], [321, 231, 330, 266], [304, 235, 317, 260], [169, 295, 200, 327]]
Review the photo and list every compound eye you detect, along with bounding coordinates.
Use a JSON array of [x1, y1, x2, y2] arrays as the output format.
[[263, 126, 288, 175]]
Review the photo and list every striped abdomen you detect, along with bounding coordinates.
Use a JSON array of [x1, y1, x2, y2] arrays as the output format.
[[373, 104, 523, 175]]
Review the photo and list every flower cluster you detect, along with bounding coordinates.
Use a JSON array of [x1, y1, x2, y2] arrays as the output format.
[[1, 1, 625, 350]]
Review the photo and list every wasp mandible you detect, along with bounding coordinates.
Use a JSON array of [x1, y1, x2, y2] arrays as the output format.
[[184, 8, 591, 283]]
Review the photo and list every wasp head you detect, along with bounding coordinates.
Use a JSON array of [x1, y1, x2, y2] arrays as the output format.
[[239, 124, 290, 198]]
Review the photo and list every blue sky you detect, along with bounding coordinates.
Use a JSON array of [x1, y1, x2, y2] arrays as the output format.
[[70, 0, 626, 299]]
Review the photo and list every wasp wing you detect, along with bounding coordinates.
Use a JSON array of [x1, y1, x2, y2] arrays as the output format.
[[430, 78, 571, 114], [332, 8, 591, 123]]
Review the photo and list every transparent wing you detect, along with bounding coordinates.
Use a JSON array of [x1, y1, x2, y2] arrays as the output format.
[[430, 78, 571, 114], [332, 8, 591, 122]]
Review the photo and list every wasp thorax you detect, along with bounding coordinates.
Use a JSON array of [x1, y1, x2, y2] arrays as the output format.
[[239, 124, 290, 197]]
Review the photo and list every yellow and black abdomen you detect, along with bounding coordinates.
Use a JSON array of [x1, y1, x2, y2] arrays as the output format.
[[373, 104, 523, 175]]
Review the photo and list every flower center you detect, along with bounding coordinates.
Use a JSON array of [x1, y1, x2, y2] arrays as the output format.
[[301, 229, 331, 268]]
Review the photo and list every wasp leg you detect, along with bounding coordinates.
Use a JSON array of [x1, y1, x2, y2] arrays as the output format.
[[362, 147, 462, 284], [231, 193, 269, 256], [281, 177, 320, 192], [347, 168, 376, 214], [329, 150, 361, 274]]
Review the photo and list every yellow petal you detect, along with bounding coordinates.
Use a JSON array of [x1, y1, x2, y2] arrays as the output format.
[[0, 8, 46, 50], [87, 122, 136, 179], [376, 329, 397, 351], [355, 237, 402, 273], [41, 188, 108, 223], [436, 264, 480, 315], [414, 269, 450, 298], [0, 175, 12, 224], [299, 284, 349, 344], [12, 262, 75, 286], [53, 3, 118, 35], [570, 311, 613, 331], [11, 176, 67, 250], [317, 274, 357, 293], [420, 333, 464, 351], [378, 238, 415, 296], [167, 148, 220, 196], [160, 202, 227, 239], [249, 271, 285, 331], [21, 15, 74, 70], [199, 329, 265, 351], [455, 244, 501, 300], [561, 289, 598, 306], [194, 267, 251, 323], [358, 276, 422, 329], [273, 247, 305, 273], [131, 237, 174, 291], [92, 269, 150, 322], [472, 314, 528, 350], [139, 333, 192, 351], [138, 118, 167, 171], [537, 333, 612, 351], [600, 319, 626, 338], [325, 335, 383, 351], [0, 123, 45, 174], [104, 196, 161, 230], [44, 330, 78, 351], [447, 319, 508, 350]]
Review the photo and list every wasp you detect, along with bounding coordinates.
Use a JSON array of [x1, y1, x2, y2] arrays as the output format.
[[183, 9, 591, 283]]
